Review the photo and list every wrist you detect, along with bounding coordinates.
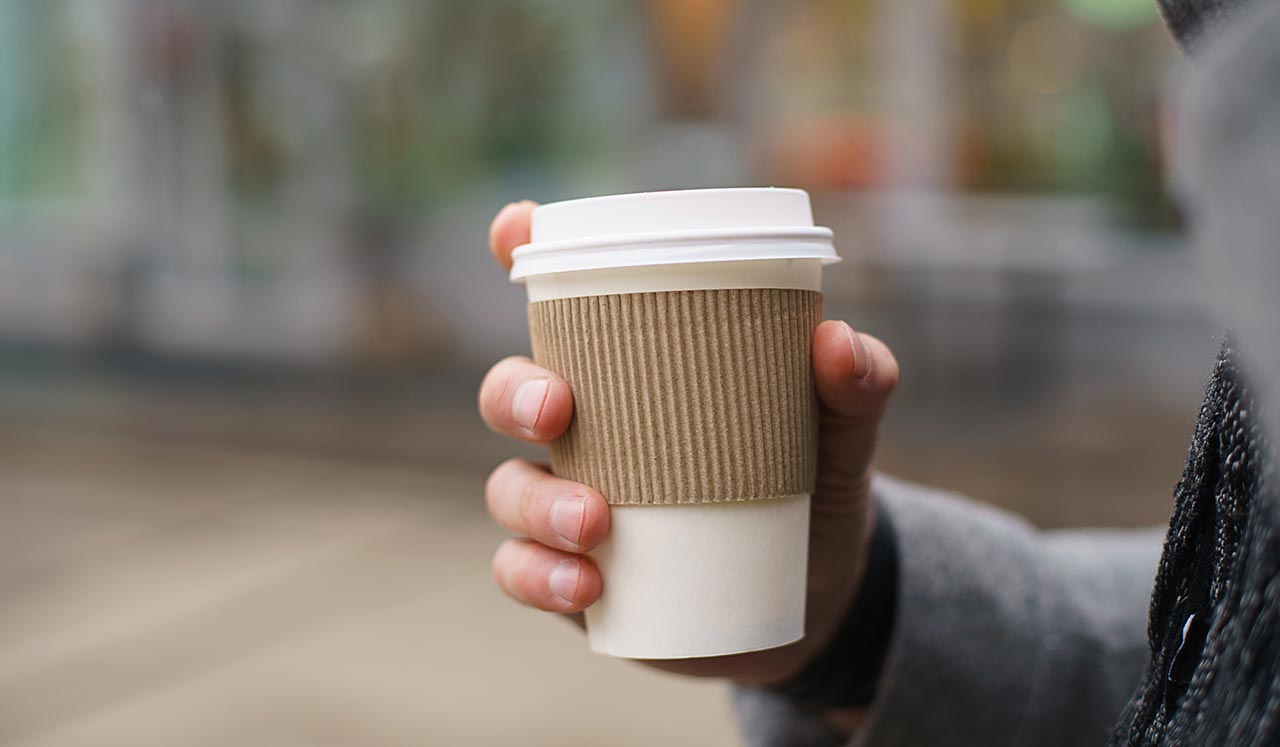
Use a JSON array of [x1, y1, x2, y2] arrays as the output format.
[[766, 497, 899, 710]]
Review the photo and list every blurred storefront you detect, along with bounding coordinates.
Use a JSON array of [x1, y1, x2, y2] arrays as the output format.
[[0, 0, 1197, 374]]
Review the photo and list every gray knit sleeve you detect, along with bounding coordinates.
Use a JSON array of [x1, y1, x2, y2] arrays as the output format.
[[732, 475, 1163, 747]]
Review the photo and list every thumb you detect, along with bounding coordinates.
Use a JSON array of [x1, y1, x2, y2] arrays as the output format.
[[811, 320, 899, 503]]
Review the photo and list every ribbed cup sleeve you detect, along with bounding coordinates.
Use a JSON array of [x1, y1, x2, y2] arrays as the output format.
[[528, 288, 821, 506]]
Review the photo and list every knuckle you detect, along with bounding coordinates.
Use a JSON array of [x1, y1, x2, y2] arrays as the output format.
[[493, 539, 534, 598], [485, 458, 528, 514], [491, 542, 512, 587], [477, 357, 531, 423], [517, 473, 548, 528], [483, 473, 502, 516], [477, 373, 509, 427]]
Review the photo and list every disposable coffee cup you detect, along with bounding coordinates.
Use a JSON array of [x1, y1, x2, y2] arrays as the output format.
[[509, 188, 839, 659]]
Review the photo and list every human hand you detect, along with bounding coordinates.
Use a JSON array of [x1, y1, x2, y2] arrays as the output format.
[[479, 200, 899, 686]]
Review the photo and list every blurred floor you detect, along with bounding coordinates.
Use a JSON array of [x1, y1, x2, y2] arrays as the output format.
[[0, 361, 1199, 745], [0, 417, 738, 747]]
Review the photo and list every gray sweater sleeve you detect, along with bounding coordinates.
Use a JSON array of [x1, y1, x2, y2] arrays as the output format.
[[733, 475, 1164, 747]]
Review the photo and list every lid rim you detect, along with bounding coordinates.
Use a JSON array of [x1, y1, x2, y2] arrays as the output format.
[[512, 225, 834, 260], [509, 236, 840, 281], [532, 186, 808, 215]]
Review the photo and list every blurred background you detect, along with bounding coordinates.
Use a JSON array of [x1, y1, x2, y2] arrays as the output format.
[[0, 0, 1217, 745]]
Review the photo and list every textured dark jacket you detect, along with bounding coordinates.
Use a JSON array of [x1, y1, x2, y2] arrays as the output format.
[[1114, 343, 1277, 745]]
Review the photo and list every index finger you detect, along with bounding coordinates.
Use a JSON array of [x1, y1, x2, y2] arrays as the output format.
[[489, 200, 537, 271]]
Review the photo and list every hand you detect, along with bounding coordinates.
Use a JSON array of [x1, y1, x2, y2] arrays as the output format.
[[479, 200, 899, 686]]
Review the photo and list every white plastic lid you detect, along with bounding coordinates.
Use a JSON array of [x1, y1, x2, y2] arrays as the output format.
[[508, 187, 839, 281]]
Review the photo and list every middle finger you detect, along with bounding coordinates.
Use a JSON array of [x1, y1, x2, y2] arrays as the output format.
[[485, 458, 611, 553]]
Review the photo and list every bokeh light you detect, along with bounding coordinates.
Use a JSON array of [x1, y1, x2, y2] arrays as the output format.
[[1008, 15, 1084, 94]]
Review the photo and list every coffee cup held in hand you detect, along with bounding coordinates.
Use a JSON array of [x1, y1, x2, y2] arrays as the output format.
[[509, 188, 839, 659]]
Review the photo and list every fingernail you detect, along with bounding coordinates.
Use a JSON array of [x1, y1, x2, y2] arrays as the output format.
[[845, 323, 872, 379], [512, 378, 551, 433], [550, 495, 586, 546], [549, 559, 581, 604]]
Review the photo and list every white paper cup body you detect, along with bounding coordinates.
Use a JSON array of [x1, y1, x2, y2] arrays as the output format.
[[512, 189, 836, 659], [589, 493, 810, 659]]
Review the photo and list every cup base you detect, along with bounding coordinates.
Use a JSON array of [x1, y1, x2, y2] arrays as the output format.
[[588, 625, 805, 661]]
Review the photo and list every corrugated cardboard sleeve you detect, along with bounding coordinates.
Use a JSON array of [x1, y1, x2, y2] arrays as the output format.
[[528, 288, 821, 506]]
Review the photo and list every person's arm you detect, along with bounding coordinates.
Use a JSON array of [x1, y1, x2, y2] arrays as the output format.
[[733, 475, 1164, 747]]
